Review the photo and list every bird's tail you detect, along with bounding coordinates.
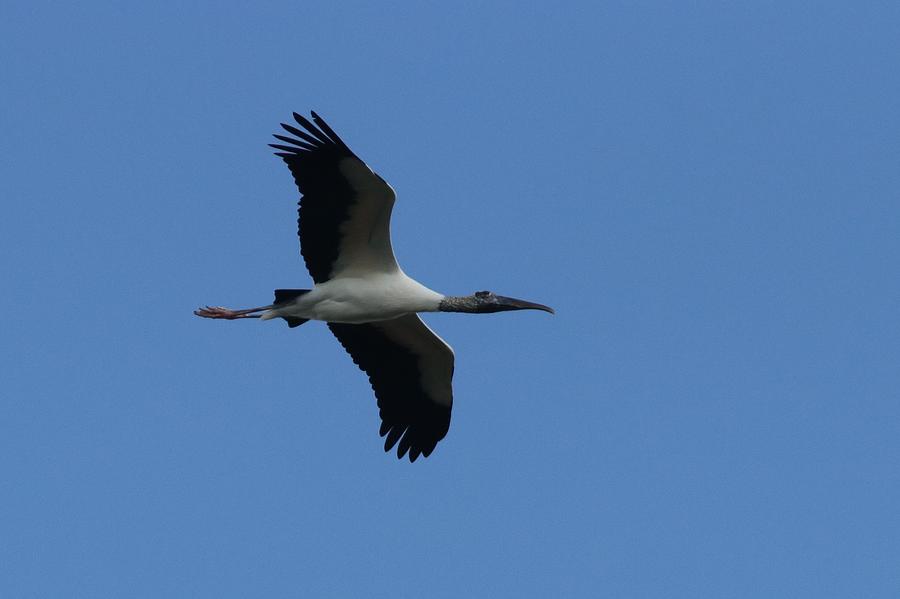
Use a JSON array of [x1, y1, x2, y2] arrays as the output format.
[[273, 289, 310, 305], [269, 289, 311, 328]]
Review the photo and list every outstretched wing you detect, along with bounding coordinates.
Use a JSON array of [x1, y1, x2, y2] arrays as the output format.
[[271, 111, 398, 283], [328, 314, 455, 462]]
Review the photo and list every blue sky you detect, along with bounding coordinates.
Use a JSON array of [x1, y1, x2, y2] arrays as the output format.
[[2, 2, 899, 597]]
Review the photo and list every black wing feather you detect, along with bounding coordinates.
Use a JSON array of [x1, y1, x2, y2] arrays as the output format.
[[328, 321, 452, 462], [311, 111, 351, 150], [292, 112, 335, 145], [272, 134, 317, 151], [280, 122, 324, 146], [272, 112, 361, 283]]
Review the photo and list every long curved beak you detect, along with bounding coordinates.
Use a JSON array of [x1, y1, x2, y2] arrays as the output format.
[[496, 296, 555, 314]]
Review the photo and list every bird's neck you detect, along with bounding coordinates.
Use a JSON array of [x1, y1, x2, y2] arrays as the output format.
[[438, 295, 481, 313]]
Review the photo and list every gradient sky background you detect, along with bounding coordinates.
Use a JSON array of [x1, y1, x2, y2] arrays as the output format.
[[2, 2, 899, 597]]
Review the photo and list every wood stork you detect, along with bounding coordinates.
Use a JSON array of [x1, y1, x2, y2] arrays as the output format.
[[195, 111, 553, 461]]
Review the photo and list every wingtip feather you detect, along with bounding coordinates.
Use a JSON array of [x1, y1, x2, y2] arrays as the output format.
[[269, 143, 303, 154], [272, 133, 315, 150]]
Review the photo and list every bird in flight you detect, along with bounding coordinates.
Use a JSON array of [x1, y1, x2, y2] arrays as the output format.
[[195, 111, 553, 461]]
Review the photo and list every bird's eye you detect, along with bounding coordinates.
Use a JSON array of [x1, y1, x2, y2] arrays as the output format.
[[475, 291, 492, 298]]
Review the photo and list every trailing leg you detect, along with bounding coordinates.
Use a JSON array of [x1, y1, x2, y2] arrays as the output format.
[[193, 305, 271, 320]]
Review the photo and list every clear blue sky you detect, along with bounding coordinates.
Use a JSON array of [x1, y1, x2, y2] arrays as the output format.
[[2, 2, 898, 597]]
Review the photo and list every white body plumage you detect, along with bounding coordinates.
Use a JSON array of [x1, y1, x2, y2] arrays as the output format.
[[262, 271, 444, 324]]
